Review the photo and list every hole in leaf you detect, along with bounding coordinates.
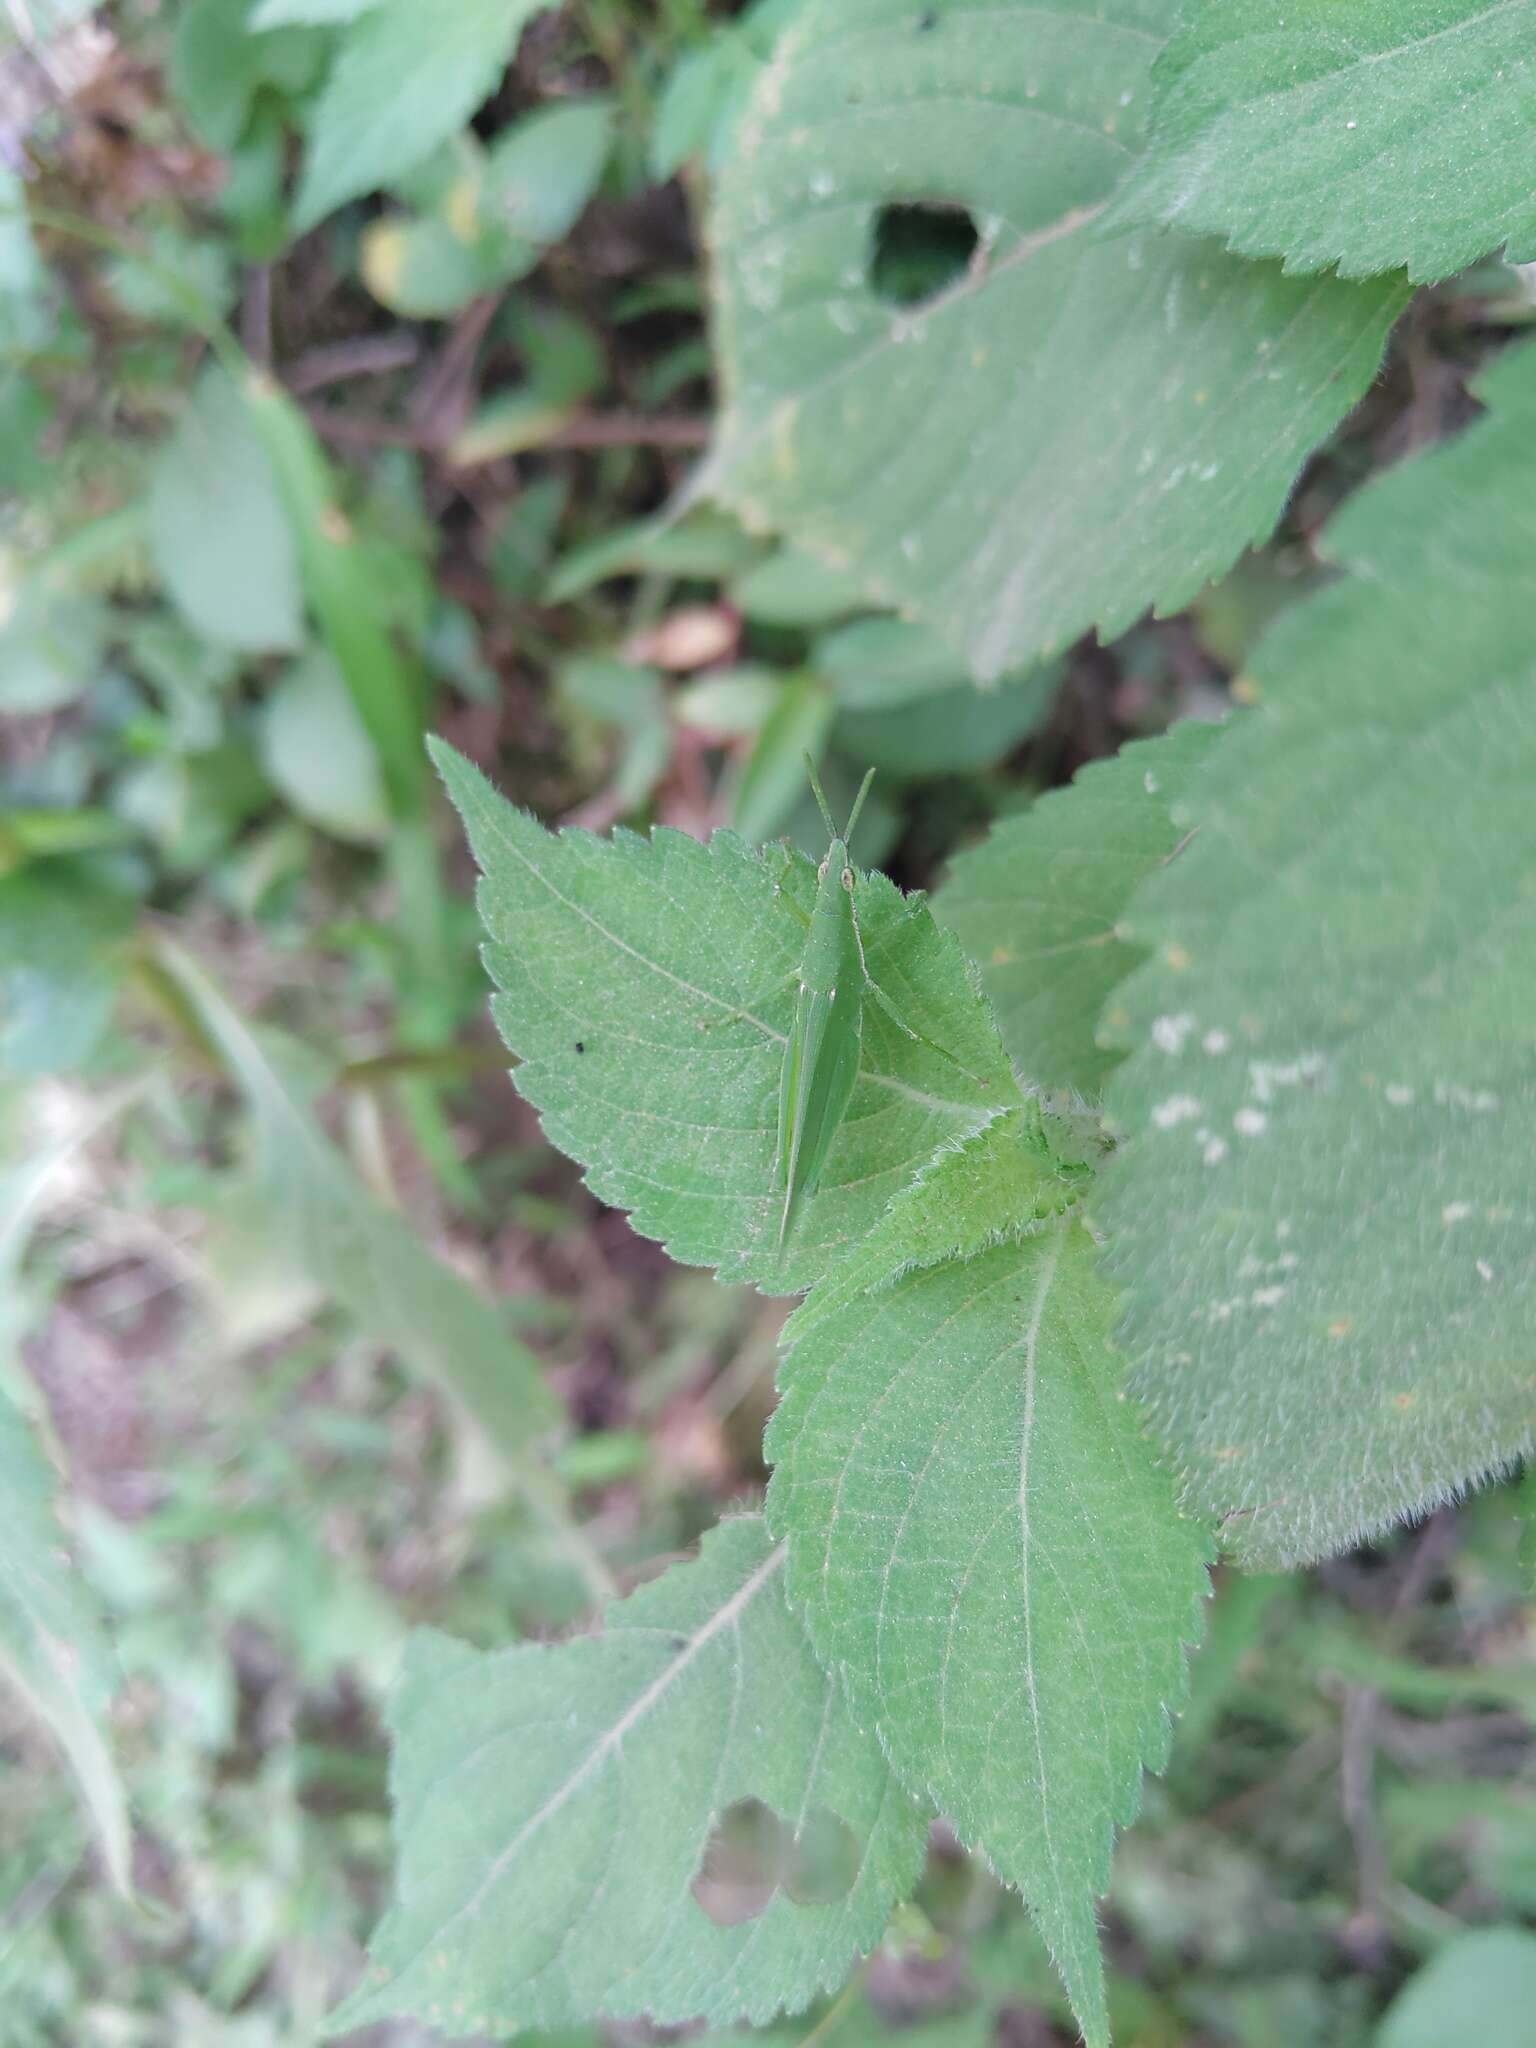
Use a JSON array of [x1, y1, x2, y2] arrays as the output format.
[[692, 1800, 863, 1924], [692, 1799, 788, 1926], [869, 203, 978, 308], [782, 1806, 861, 1906]]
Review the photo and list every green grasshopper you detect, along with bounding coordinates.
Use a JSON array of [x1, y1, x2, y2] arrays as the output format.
[[774, 762, 983, 1251]]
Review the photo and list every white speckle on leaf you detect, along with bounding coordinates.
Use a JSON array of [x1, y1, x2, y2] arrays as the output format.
[[1477, 1258, 1495, 1283], [1202, 1028, 1230, 1055], [1434, 1081, 1500, 1112], [1441, 1201, 1473, 1224], [1143, 771, 1160, 795], [1152, 1094, 1202, 1128], [1233, 1107, 1268, 1137], [1249, 1052, 1326, 1104], [1385, 1082, 1414, 1107], [1252, 1285, 1286, 1309], [1152, 1011, 1196, 1055]]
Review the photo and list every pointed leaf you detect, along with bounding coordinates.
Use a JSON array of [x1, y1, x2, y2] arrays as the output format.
[[705, 0, 1405, 680], [1109, 0, 1536, 283], [1379, 1928, 1536, 2048], [937, 722, 1223, 1098], [769, 1221, 1210, 2047], [433, 740, 1015, 1295], [148, 365, 303, 655], [1100, 340, 1536, 1566], [294, 0, 553, 232], [332, 1516, 928, 2035]]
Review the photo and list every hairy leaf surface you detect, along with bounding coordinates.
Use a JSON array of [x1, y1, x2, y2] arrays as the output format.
[[705, 0, 1404, 680], [1109, 0, 1536, 282], [938, 723, 1222, 1097], [435, 740, 1015, 1295], [332, 1517, 927, 2035], [770, 1222, 1210, 2046], [1101, 341, 1536, 1566]]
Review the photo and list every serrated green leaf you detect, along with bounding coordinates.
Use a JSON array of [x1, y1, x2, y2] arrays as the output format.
[[937, 722, 1223, 1098], [332, 1516, 928, 2037], [788, 1106, 1091, 1342], [293, 0, 552, 233], [769, 1222, 1210, 2047], [148, 365, 304, 655], [1099, 340, 1536, 1568], [433, 738, 1016, 1295], [704, 0, 1405, 681], [1108, 0, 1536, 284]]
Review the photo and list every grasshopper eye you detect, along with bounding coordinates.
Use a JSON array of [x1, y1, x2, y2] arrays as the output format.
[[841, 867, 855, 891]]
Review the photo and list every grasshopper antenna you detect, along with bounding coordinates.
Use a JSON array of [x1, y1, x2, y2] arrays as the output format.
[[843, 766, 876, 848], [804, 754, 838, 838]]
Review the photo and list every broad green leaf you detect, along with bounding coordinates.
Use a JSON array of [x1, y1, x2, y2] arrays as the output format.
[[815, 616, 1017, 713], [0, 1093, 140, 1896], [769, 1220, 1210, 2046], [704, 0, 1405, 682], [0, 581, 107, 716], [937, 722, 1223, 1098], [790, 1106, 1092, 1335], [0, 167, 49, 353], [433, 738, 1016, 1296], [731, 545, 869, 628], [331, 1516, 928, 2036], [1099, 340, 1536, 1568], [1377, 1929, 1536, 2048], [0, 862, 136, 1076], [837, 670, 1057, 780], [169, 0, 325, 154], [258, 649, 389, 843], [480, 98, 615, 246], [148, 365, 304, 656], [360, 209, 527, 320], [294, 0, 553, 232], [251, 0, 380, 22], [1109, 0, 1536, 283], [151, 943, 575, 1512]]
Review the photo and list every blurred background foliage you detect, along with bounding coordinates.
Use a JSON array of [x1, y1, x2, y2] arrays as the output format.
[[3, 2, 1536, 2044]]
